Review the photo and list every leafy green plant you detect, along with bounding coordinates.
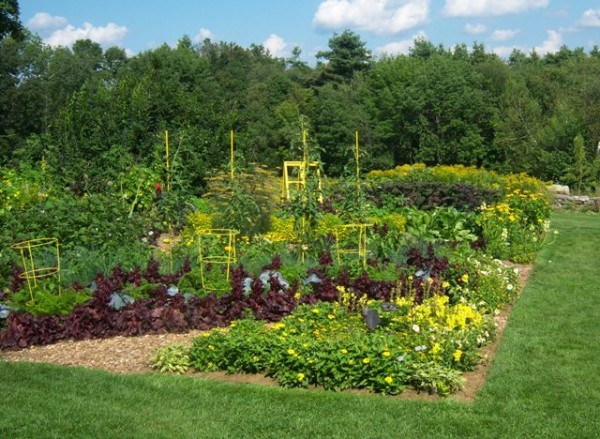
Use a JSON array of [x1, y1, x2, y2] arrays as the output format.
[[7, 280, 92, 316], [410, 361, 464, 396], [151, 345, 191, 374], [121, 279, 160, 300]]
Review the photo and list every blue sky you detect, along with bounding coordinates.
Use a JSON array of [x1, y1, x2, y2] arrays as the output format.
[[20, 0, 600, 62]]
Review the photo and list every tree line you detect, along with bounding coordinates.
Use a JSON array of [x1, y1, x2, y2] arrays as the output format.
[[2, 10, 600, 194]]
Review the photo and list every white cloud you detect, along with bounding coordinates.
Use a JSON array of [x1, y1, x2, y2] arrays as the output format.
[[464, 23, 487, 34], [313, 0, 430, 35], [492, 45, 525, 58], [45, 22, 128, 47], [375, 31, 427, 56], [444, 0, 549, 18], [491, 29, 519, 41], [194, 28, 214, 42], [263, 34, 289, 57], [27, 12, 68, 31], [533, 30, 562, 55], [579, 9, 600, 28], [492, 29, 562, 58]]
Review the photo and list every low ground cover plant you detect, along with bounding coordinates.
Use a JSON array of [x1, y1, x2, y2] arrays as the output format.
[[185, 294, 495, 395]]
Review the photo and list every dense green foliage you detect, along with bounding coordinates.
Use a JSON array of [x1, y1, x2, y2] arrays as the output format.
[[1, 212, 599, 438], [3, 24, 600, 192]]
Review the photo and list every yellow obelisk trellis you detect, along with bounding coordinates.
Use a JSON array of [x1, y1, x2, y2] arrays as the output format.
[[12, 237, 62, 300], [334, 131, 371, 267], [281, 130, 322, 202], [197, 130, 238, 290], [281, 130, 324, 262]]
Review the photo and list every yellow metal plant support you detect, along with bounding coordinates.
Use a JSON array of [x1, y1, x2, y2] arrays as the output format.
[[198, 229, 239, 291], [11, 237, 62, 300], [355, 131, 361, 199], [165, 130, 171, 193], [164, 130, 175, 272], [281, 130, 323, 202], [230, 130, 235, 181], [281, 160, 322, 201], [334, 224, 372, 267]]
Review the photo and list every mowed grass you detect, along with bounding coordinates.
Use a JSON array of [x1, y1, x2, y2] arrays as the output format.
[[1, 211, 599, 439]]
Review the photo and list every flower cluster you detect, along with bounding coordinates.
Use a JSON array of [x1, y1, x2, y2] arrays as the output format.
[[263, 215, 298, 244], [478, 187, 551, 262], [0, 167, 48, 215]]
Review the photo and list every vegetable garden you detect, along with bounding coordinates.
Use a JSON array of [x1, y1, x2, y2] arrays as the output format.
[[0, 139, 553, 396]]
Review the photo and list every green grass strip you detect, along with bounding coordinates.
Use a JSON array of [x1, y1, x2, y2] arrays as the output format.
[[1, 211, 599, 438]]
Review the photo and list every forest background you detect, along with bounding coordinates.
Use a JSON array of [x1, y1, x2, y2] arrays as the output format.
[[2, 0, 600, 195]]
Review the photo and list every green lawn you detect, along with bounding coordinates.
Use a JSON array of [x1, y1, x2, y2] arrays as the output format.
[[1, 211, 599, 438]]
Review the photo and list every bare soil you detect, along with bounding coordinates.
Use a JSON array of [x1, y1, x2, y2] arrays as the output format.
[[0, 264, 532, 402]]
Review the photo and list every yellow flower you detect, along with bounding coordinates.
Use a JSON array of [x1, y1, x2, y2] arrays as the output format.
[[384, 376, 393, 385], [340, 348, 348, 354], [362, 357, 371, 364], [208, 345, 215, 351], [453, 349, 463, 362], [294, 292, 301, 300], [287, 348, 297, 356], [296, 372, 305, 381], [431, 343, 442, 355], [461, 273, 469, 283], [382, 351, 391, 357], [272, 322, 286, 330], [312, 308, 320, 314], [442, 281, 450, 288], [327, 314, 335, 320]]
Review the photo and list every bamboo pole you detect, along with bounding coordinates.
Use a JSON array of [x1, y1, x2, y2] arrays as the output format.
[[230, 130, 235, 181], [165, 130, 170, 192], [355, 131, 360, 199]]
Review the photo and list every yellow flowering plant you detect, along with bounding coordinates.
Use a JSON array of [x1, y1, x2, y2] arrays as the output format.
[[186, 296, 495, 395]]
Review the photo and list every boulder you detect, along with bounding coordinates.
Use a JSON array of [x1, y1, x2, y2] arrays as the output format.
[[548, 184, 570, 195]]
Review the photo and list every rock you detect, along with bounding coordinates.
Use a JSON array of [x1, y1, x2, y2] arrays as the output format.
[[548, 184, 570, 195]]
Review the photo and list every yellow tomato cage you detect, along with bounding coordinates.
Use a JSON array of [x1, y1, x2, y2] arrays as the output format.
[[197, 229, 239, 291], [334, 224, 372, 267], [11, 237, 62, 300]]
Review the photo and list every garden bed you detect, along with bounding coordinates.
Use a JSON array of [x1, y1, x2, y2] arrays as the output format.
[[1, 264, 531, 401]]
